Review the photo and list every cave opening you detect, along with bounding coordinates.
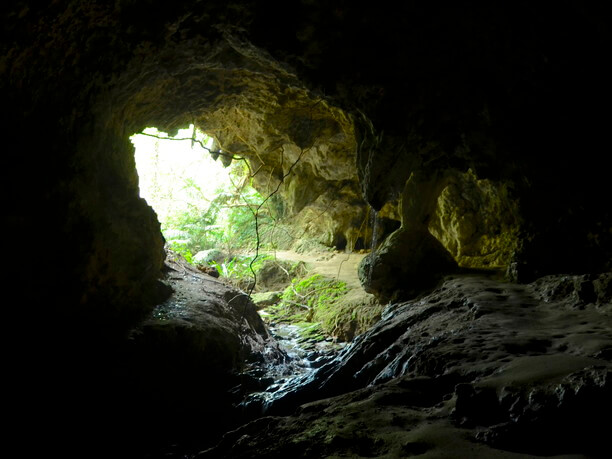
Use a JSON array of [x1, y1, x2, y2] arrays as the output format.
[[131, 124, 276, 265]]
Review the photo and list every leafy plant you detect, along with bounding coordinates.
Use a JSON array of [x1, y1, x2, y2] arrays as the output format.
[[267, 274, 348, 324], [134, 126, 280, 261], [209, 254, 273, 290], [263, 273, 382, 342], [168, 242, 195, 263]]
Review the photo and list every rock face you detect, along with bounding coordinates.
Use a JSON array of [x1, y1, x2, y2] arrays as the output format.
[[358, 227, 457, 302], [125, 251, 284, 450], [359, 171, 460, 300], [429, 169, 521, 269], [4, 2, 610, 312], [203, 273, 612, 458]]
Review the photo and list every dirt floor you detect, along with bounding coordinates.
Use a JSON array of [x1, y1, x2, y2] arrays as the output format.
[[262, 249, 368, 291]]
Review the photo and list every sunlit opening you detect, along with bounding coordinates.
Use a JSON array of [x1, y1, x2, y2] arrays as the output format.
[[131, 125, 270, 264]]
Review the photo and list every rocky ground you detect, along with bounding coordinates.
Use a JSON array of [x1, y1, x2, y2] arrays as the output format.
[[236, 250, 380, 413], [129, 250, 610, 458], [198, 272, 611, 458]]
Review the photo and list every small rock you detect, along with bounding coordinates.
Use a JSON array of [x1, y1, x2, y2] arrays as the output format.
[[196, 265, 220, 278], [251, 291, 282, 308]]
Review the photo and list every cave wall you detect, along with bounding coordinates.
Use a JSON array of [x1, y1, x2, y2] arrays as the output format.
[[429, 169, 521, 269], [115, 29, 367, 252], [246, 2, 612, 284], [2, 3, 368, 340]]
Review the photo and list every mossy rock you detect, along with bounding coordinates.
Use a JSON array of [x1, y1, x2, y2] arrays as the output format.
[[262, 273, 382, 343], [251, 291, 282, 309]]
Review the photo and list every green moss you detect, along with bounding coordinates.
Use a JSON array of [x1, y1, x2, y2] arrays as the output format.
[[280, 274, 347, 320], [295, 322, 326, 344], [260, 273, 383, 343], [313, 297, 382, 341]]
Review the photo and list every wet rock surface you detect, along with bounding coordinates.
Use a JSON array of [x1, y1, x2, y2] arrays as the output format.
[[239, 321, 347, 412], [201, 273, 612, 458], [123, 251, 288, 456], [134, 251, 279, 372]]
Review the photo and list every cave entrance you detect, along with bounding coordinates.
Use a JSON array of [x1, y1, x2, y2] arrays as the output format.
[[131, 125, 272, 265]]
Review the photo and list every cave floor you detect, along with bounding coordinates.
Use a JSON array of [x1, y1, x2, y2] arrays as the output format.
[[265, 249, 369, 290], [199, 272, 612, 458], [133, 251, 610, 458]]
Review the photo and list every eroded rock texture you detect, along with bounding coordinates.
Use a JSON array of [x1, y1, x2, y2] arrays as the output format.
[[204, 273, 612, 458], [5, 2, 611, 309], [429, 169, 521, 269]]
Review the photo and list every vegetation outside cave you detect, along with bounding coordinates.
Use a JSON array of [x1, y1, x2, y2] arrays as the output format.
[[131, 125, 275, 261]]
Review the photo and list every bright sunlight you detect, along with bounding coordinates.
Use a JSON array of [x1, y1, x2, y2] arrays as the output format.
[[131, 125, 270, 263]]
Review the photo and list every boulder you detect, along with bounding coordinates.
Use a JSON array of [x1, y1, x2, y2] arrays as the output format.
[[126, 252, 285, 449], [359, 228, 457, 302], [256, 259, 306, 292], [359, 171, 458, 301], [193, 248, 226, 265], [196, 264, 220, 277]]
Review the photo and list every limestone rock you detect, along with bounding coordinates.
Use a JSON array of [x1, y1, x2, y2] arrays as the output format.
[[530, 272, 612, 306], [126, 251, 285, 446], [358, 228, 458, 302], [208, 273, 611, 458], [455, 362, 611, 456], [3, 3, 612, 457], [265, 274, 612, 410], [428, 170, 521, 269], [359, 171, 459, 301], [196, 264, 220, 278]]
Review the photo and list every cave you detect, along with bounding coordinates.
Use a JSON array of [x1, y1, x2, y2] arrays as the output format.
[[3, 2, 611, 458]]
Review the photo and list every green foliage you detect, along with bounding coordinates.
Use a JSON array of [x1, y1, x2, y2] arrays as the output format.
[[134, 127, 280, 261], [223, 186, 274, 251], [169, 242, 194, 264], [163, 194, 225, 260], [263, 273, 382, 342], [161, 165, 276, 259], [267, 274, 348, 324], [211, 254, 271, 279]]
